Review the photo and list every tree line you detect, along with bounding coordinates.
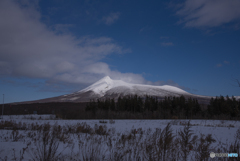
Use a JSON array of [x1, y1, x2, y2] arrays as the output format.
[[207, 95, 240, 118], [3, 95, 240, 120], [86, 95, 240, 120]]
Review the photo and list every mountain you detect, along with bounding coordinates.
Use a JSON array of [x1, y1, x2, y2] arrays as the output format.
[[21, 76, 213, 104]]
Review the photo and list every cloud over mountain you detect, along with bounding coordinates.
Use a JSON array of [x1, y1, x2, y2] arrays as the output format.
[[0, 1, 137, 84], [0, 0, 188, 92]]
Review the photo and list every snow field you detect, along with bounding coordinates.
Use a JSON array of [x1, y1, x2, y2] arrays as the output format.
[[0, 115, 240, 160]]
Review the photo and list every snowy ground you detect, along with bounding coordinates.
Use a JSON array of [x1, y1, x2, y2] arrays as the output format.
[[0, 115, 239, 160]]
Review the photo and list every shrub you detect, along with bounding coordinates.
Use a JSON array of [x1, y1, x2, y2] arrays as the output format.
[[11, 129, 23, 142], [94, 124, 108, 135], [99, 120, 107, 123], [178, 121, 198, 161], [194, 134, 216, 161], [76, 122, 93, 134], [109, 120, 115, 124], [0, 120, 18, 129], [27, 123, 67, 161]]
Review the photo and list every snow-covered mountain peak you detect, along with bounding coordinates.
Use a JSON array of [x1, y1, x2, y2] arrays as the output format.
[[79, 76, 129, 96], [78, 76, 190, 97], [25, 76, 215, 104], [98, 76, 112, 84]]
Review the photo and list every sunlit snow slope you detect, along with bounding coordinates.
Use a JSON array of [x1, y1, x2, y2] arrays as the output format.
[[19, 76, 215, 104], [79, 76, 190, 97]]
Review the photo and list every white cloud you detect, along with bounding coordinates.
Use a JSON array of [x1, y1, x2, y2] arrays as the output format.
[[0, 1, 138, 85], [0, 1, 189, 92], [177, 0, 240, 28], [102, 12, 120, 25], [161, 42, 173, 46], [146, 79, 191, 91]]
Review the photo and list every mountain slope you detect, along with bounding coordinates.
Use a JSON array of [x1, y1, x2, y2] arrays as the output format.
[[79, 76, 191, 97], [20, 76, 213, 104]]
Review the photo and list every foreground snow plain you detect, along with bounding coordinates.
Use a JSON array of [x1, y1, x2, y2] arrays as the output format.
[[0, 114, 239, 160]]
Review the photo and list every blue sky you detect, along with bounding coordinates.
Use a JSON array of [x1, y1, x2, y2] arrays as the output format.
[[1, 0, 240, 103]]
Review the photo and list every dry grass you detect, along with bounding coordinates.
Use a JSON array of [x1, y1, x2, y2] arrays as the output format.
[[1, 120, 240, 160]]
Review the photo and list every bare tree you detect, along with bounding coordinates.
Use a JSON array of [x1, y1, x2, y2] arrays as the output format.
[[235, 79, 240, 87], [231, 76, 240, 87]]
